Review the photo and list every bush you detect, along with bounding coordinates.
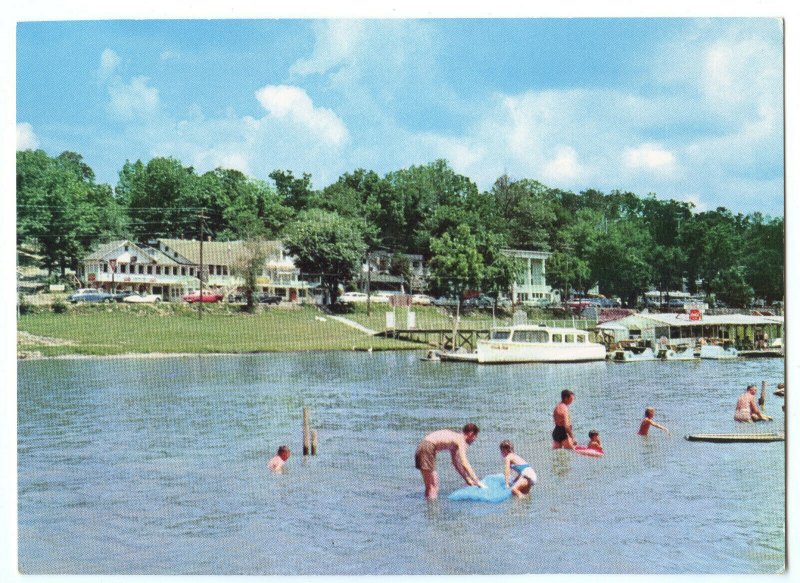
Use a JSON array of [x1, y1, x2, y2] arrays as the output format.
[[51, 299, 68, 314], [18, 295, 36, 315]]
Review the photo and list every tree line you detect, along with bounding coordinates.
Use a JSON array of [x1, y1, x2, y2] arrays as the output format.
[[17, 150, 784, 307]]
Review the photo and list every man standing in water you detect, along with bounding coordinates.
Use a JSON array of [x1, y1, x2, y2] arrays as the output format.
[[552, 389, 576, 449], [415, 423, 482, 500], [734, 384, 772, 422]]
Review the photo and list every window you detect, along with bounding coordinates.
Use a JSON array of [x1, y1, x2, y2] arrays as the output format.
[[576, 335, 585, 343], [102, 264, 108, 273], [156, 267, 161, 275], [181, 267, 186, 276], [513, 330, 548, 343], [120, 264, 127, 274], [189, 268, 194, 276], [565, 334, 575, 343], [138, 265, 143, 274], [491, 330, 511, 340], [147, 266, 153, 274], [552, 334, 562, 343]]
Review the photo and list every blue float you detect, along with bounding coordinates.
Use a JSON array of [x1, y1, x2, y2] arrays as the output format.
[[448, 474, 513, 503]]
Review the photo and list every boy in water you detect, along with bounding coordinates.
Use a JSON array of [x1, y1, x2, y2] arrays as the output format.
[[268, 445, 291, 473], [586, 430, 604, 453], [638, 407, 670, 436], [500, 440, 537, 498]]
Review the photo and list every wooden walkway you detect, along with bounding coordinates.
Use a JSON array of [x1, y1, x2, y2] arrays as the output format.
[[374, 328, 491, 351]]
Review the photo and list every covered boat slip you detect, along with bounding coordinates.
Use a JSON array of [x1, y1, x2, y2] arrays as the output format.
[[597, 312, 784, 352]]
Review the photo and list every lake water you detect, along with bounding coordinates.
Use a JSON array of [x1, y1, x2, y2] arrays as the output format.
[[18, 352, 785, 575]]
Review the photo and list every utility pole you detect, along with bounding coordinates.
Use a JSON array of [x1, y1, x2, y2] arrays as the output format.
[[198, 210, 207, 319], [366, 249, 371, 316]]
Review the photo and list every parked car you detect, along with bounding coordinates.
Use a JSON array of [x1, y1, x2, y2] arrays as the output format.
[[258, 293, 282, 305], [463, 294, 495, 309], [339, 292, 368, 303], [123, 292, 162, 304], [495, 297, 513, 308], [182, 290, 224, 303], [411, 294, 435, 305], [69, 288, 115, 303], [111, 289, 136, 302], [432, 296, 459, 307]]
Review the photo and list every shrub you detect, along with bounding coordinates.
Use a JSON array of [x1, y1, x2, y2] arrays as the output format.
[[51, 299, 68, 314], [18, 295, 36, 315]]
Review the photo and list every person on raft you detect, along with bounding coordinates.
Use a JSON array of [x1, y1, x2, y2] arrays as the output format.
[[499, 440, 537, 498], [415, 423, 483, 500], [552, 389, 576, 449], [638, 407, 670, 436], [734, 385, 772, 422], [586, 429, 604, 452]]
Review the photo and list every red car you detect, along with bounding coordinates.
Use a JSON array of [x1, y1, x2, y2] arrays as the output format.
[[182, 291, 224, 303]]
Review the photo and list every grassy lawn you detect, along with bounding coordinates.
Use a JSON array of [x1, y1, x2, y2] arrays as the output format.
[[17, 303, 416, 357]]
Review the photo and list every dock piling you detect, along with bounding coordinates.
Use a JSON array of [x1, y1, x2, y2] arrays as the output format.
[[311, 430, 318, 456], [303, 407, 310, 456], [759, 380, 767, 410]]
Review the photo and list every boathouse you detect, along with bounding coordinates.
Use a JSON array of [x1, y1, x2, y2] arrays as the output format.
[[596, 312, 784, 350]]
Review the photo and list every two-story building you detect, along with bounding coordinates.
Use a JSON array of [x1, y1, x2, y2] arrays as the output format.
[[78, 238, 317, 302], [501, 248, 558, 305], [357, 251, 428, 294]]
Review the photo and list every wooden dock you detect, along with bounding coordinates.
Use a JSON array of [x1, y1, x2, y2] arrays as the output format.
[[374, 328, 491, 352]]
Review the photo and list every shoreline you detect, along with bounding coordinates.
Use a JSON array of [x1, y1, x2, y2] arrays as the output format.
[[17, 346, 415, 361]]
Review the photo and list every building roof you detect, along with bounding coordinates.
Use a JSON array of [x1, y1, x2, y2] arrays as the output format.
[[501, 248, 552, 259], [158, 238, 284, 266], [598, 311, 783, 329]]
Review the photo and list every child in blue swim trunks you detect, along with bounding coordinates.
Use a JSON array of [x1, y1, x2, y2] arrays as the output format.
[[500, 440, 537, 498]]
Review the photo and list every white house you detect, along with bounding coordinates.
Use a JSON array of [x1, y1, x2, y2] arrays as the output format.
[[78, 238, 317, 302], [501, 249, 557, 305]]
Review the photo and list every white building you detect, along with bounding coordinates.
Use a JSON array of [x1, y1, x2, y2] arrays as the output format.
[[501, 249, 557, 305], [78, 238, 317, 302]]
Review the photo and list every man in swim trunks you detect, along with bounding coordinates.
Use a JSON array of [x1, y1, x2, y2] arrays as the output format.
[[735, 385, 772, 422], [552, 389, 576, 449], [415, 423, 482, 500]]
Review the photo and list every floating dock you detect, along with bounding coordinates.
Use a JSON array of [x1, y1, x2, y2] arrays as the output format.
[[685, 433, 784, 443]]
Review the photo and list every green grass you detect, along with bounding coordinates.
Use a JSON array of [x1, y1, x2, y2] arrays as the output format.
[[17, 303, 416, 356]]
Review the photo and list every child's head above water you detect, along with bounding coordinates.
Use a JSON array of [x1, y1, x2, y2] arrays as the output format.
[[645, 407, 655, 418], [588, 430, 600, 440], [499, 440, 514, 454]]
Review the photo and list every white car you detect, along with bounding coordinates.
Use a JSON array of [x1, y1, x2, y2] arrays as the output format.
[[123, 292, 162, 304], [411, 294, 434, 305], [339, 292, 369, 303]]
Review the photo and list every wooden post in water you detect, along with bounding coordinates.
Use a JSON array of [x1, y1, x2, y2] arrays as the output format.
[[303, 407, 310, 456], [759, 380, 767, 410], [311, 430, 318, 456]]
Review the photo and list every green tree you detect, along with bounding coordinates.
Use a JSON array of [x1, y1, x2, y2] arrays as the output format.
[[428, 224, 485, 299], [282, 209, 366, 304], [269, 169, 315, 211], [710, 266, 754, 308], [231, 238, 269, 312]]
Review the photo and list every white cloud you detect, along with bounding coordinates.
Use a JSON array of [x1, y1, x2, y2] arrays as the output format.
[[107, 76, 160, 119], [16, 123, 40, 151], [255, 85, 348, 146], [98, 48, 121, 79], [543, 146, 588, 181], [290, 20, 366, 77], [160, 50, 180, 61], [623, 143, 677, 173]]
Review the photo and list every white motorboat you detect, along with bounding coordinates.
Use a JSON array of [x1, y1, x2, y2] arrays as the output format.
[[438, 348, 479, 363], [661, 346, 698, 361], [613, 347, 658, 362], [420, 349, 442, 362], [699, 345, 739, 359], [476, 325, 606, 364]]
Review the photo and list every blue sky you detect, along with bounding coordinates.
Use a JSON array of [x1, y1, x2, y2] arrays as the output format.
[[16, 18, 784, 217]]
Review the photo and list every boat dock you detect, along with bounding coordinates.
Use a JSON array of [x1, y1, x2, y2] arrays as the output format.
[[374, 327, 491, 352]]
